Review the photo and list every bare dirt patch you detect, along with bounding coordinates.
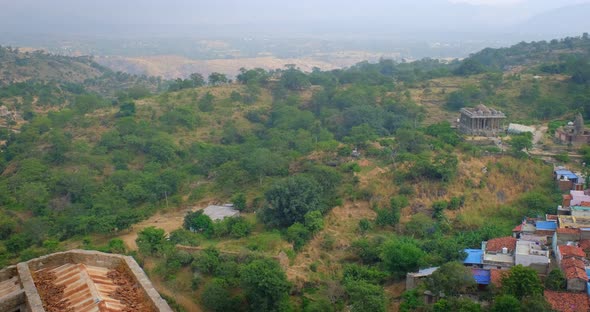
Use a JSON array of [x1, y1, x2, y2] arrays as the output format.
[[286, 201, 376, 282], [119, 201, 213, 250]]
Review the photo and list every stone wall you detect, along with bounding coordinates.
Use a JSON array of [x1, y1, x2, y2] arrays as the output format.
[[0, 249, 173, 312]]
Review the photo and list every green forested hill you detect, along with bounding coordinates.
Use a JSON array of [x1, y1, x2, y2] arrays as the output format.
[[0, 35, 588, 312], [0, 46, 165, 97]]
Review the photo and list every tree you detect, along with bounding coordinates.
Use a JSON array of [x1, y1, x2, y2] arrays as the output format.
[[201, 279, 236, 311], [381, 238, 425, 277], [520, 295, 553, 312], [345, 280, 386, 312], [231, 193, 247, 211], [490, 295, 520, 312], [136, 227, 167, 256], [304, 210, 324, 234], [280, 66, 310, 91], [262, 175, 323, 227], [286, 222, 310, 251], [358, 218, 371, 235], [433, 298, 481, 312], [544, 268, 566, 291], [198, 92, 215, 112], [427, 262, 476, 296], [183, 211, 214, 237], [509, 133, 532, 156], [190, 73, 206, 87], [501, 265, 543, 299], [116, 101, 136, 117], [240, 258, 291, 312], [454, 59, 486, 76], [208, 72, 228, 86]]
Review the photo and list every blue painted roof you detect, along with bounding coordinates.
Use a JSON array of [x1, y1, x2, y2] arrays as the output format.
[[464, 249, 483, 265], [556, 170, 578, 180], [471, 268, 490, 285], [536, 221, 557, 230]]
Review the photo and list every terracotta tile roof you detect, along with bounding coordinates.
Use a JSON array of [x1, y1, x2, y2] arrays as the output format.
[[485, 237, 517, 253], [557, 228, 581, 235], [559, 245, 586, 258], [490, 269, 507, 287], [581, 201, 590, 207], [564, 194, 573, 200], [544, 290, 590, 312], [561, 258, 588, 281], [579, 239, 590, 251], [512, 224, 522, 232], [546, 214, 558, 221]]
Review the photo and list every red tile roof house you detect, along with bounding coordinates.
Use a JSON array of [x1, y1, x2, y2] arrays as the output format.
[[482, 237, 517, 270], [556, 245, 586, 266], [560, 257, 589, 292], [553, 228, 581, 256], [545, 290, 590, 312]]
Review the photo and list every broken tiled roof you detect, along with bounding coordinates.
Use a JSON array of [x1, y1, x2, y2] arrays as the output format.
[[534, 230, 555, 236], [546, 214, 558, 221], [485, 237, 517, 253], [561, 258, 588, 281], [490, 269, 507, 288], [557, 228, 581, 235], [544, 290, 590, 312], [579, 239, 590, 252], [559, 245, 586, 258], [512, 224, 522, 232]]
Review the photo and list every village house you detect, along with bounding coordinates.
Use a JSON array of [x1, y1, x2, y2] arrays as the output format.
[[544, 290, 590, 312], [463, 249, 483, 268], [482, 237, 516, 269], [203, 204, 240, 221], [561, 257, 588, 292], [514, 240, 550, 273], [405, 267, 439, 290], [554, 168, 581, 192], [571, 205, 590, 218], [556, 245, 586, 266]]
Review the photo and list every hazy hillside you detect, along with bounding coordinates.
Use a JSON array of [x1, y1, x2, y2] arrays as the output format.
[[0, 46, 165, 96], [0, 35, 588, 311], [0, 47, 104, 86], [517, 3, 590, 36]]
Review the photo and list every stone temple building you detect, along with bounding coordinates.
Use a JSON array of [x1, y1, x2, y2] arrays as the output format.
[[555, 113, 590, 146], [0, 249, 172, 312], [458, 104, 506, 136]]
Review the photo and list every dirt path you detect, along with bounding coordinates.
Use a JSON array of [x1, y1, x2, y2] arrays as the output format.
[[119, 206, 197, 250], [533, 125, 547, 146]]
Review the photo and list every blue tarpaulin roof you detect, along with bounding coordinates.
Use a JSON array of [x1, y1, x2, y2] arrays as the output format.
[[471, 268, 490, 285], [536, 221, 557, 231], [464, 249, 483, 265], [555, 170, 578, 180]]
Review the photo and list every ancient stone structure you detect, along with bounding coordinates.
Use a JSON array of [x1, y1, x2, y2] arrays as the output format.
[[555, 113, 590, 146], [0, 249, 172, 312], [458, 104, 506, 136]]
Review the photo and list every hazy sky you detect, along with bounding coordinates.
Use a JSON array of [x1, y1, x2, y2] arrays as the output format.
[[1, 0, 589, 36]]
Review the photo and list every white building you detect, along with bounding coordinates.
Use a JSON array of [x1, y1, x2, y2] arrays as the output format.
[[514, 240, 550, 273]]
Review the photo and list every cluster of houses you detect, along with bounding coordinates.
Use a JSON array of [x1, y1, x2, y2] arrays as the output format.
[[407, 166, 590, 311]]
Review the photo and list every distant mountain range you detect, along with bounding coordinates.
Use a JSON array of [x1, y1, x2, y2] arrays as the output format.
[[515, 3, 590, 37]]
